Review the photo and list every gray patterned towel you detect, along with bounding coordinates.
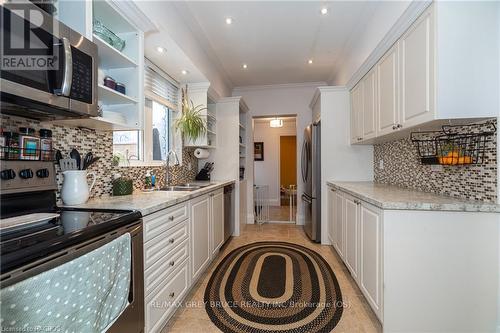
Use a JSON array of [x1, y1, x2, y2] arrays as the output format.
[[0, 233, 131, 333]]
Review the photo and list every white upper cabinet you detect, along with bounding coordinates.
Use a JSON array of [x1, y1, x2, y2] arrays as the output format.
[[350, 83, 363, 144], [400, 8, 435, 129], [377, 43, 400, 136], [362, 69, 377, 140], [351, 2, 499, 144]]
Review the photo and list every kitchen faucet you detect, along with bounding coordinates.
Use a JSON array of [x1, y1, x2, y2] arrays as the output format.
[[165, 149, 180, 187]]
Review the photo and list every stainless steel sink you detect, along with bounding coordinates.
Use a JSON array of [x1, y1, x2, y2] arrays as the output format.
[[159, 183, 212, 192]]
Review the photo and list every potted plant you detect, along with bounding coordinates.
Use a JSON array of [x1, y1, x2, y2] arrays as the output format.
[[174, 86, 207, 143]]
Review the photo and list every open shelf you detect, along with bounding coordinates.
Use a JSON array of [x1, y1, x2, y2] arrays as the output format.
[[98, 84, 138, 105], [93, 34, 137, 69]]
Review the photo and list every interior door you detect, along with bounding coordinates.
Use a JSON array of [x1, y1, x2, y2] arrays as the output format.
[[280, 136, 297, 189]]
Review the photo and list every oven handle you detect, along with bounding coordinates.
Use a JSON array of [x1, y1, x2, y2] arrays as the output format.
[[54, 37, 72, 97]]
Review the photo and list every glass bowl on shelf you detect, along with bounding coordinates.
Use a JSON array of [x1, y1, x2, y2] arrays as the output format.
[[93, 19, 126, 52]]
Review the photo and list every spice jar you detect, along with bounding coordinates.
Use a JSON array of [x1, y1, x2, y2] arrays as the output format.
[[4, 132, 20, 160], [39, 129, 53, 161], [19, 127, 40, 160], [0, 129, 5, 159]]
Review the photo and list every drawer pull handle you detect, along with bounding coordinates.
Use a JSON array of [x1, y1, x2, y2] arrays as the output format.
[[169, 261, 175, 266], [169, 238, 175, 244], [169, 216, 175, 221], [169, 292, 175, 298]]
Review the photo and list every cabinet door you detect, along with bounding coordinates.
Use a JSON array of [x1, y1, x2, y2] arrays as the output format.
[[362, 69, 377, 140], [344, 195, 359, 280], [332, 191, 345, 259], [360, 202, 383, 320], [210, 190, 224, 257], [400, 7, 435, 129], [190, 194, 211, 282], [350, 83, 363, 144], [327, 188, 336, 245], [377, 43, 400, 136]]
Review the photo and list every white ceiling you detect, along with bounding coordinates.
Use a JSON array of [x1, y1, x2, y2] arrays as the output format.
[[174, 1, 396, 87]]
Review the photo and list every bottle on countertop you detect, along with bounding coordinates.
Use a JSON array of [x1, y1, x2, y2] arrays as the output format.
[[39, 129, 53, 161], [151, 172, 156, 189], [145, 170, 152, 189]]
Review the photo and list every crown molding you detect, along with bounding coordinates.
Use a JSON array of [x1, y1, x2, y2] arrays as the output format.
[[309, 86, 348, 109], [233, 81, 327, 93], [111, 0, 158, 33], [344, 0, 432, 90], [217, 96, 249, 112]]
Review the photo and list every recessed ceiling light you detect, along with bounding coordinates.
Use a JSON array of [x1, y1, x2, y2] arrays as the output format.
[[156, 46, 165, 53], [181, 69, 189, 75], [242, 64, 248, 69], [321, 7, 328, 15], [225, 17, 233, 25], [308, 59, 313, 64]]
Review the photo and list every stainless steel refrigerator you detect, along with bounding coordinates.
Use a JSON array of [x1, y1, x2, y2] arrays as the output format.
[[301, 121, 321, 242]]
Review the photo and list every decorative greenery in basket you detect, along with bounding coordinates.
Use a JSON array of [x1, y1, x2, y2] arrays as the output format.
[[174, 85, 207, 143]]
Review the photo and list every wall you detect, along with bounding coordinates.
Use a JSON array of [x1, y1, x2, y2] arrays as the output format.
[[233, 82, 324, 225], [374, 120, 497, 203], [253, 119, 296, 206], [1, 115, 197, 201]]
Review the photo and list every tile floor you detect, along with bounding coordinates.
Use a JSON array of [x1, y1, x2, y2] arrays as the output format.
[[161, 223, 382, 333]]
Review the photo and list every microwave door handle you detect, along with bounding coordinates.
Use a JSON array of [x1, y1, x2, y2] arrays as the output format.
[[54, 37, 72, 96]]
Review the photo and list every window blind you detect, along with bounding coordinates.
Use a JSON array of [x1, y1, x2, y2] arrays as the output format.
[[144, 58, 179, 111]]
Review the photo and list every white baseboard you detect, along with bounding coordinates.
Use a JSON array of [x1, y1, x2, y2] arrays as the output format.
[[267, 220, 296, 224]]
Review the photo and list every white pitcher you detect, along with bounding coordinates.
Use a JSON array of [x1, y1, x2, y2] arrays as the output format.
[[61, 170, 96, 205]]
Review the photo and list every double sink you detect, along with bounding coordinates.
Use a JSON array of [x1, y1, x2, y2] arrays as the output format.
[[159, 183, 212, 192]]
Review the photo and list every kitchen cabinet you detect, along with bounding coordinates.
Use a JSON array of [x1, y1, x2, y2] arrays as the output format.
[[190, 194, 211, 282], [359, 202, 383, 320], [210, 189, 224, 257], [344, 195, 359, 280], [350, 83, 363, 144], [332, 189, 344, 259], [350, 2, 499, 144], [377, 43, 399, 136], [399, 8, 435, 129], [361, 69, 377, 140], [327, 188, 335, 245]]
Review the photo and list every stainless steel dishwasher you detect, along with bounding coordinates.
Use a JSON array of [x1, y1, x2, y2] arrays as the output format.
[[223, 184, 234, 242]]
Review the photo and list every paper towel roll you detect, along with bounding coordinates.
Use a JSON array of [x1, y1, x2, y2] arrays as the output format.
[[194, 148, 210, 159]]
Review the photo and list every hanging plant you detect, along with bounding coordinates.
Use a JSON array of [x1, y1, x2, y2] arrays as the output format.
[[174, 85, 207, 142]]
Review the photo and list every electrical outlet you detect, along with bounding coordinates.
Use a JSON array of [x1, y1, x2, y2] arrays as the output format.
[[431, 164, 443, 172], [187, 162, 192, 171], [379, 160, 384, 170]]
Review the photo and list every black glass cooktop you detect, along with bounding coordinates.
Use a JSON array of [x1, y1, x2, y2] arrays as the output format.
[[0, 208, 142, 273]]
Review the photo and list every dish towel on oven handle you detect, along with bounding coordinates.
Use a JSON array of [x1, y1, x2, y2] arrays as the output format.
[[0, 233, 132, 333]]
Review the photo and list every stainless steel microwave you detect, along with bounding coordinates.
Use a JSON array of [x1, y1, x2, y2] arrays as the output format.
[[0, 1, 98, 120]]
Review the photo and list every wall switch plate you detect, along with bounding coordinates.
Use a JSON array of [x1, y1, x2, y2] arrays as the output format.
[[187, 162, 192, 171], [431, 165, 443, 172], [379, 160, 384, 170]]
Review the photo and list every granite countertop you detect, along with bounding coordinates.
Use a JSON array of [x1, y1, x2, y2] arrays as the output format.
[[327, 181, 500, 213], [64, 180, 235, 216]]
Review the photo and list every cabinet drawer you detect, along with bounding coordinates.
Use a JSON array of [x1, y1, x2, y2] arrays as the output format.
[[145, 260, 189, 333], [145, 239, 189, 296], [144, 220, 188, 270], [144, 202, 188, 242]]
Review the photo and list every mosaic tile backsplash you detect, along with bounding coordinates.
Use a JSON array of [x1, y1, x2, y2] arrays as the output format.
[[0, 115, 198, 201], [374, 119, 497, 202]]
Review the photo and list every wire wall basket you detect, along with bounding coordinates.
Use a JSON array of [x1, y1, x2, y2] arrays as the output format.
[[411, 122, 496, 166]]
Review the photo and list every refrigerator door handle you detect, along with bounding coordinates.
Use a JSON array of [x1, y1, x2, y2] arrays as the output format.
[[301, 194, 313, 204]]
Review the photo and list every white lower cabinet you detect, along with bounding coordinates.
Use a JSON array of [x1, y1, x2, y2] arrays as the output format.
[[359, 202, 383, 320], [144, 186, 230, 333], [328, 188, 383, 322], [190, 194, 211, 283], [210, 189, 224, 257]]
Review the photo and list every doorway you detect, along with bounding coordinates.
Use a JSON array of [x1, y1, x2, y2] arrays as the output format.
[[253, 116, 297, 224]]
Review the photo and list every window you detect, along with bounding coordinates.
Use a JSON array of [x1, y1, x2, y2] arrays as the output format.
[[112, 59, 179, 165]]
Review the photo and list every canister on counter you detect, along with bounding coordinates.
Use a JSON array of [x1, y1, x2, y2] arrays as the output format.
[[40, 129, 53, 161], [19, 127, 40, 160], [0, 128, 5, 159]]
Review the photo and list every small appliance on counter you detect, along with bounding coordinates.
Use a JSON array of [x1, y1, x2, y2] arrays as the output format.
[[196, 162, 214, 181]]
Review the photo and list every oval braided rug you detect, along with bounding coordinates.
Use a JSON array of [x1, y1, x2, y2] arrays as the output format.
[[204, 242, 343, 333]]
